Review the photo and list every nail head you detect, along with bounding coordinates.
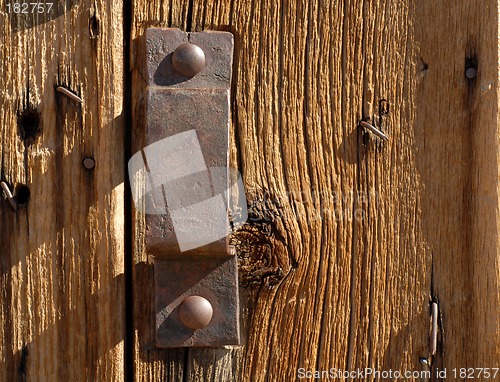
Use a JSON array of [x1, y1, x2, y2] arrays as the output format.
[[172, 43, 206, 77], [83, 157, 95, 170], [466, 67, 477, 79], [178, 295, 213, 330]]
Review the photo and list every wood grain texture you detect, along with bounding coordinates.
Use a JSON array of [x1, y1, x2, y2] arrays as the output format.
[[130, 0, 500, 381], [0, 1, 125, 381]]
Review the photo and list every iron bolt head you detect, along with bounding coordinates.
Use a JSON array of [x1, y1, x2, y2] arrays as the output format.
[[178, 295, 213, 330], [172, 42, 206, 77]]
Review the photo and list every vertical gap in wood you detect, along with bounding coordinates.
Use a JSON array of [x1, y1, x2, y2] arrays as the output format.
[[182, 349, 190, 382], [230, 38, 243, 175], [123, 0, 134, 380], [168, 0, 173, 28], [186, 0, 194, 32]]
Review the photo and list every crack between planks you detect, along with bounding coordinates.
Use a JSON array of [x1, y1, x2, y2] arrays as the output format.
[[186, 0, 194, 32], [182, 349, 190, 382], [123, 0, 134, 380]]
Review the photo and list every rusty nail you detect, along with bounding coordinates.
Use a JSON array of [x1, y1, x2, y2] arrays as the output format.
[[178, 296, 214, 330], [360, 120, 389, 141], [430, 301, 438, 356], [83, 157, 95, 170], [0, 181, 18, 211], [56, 86, 83, 103], [172, 42, 206, 77]]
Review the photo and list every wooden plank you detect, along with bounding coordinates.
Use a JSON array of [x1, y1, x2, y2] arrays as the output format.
[[0, 1, 125, 380], [415, 0, 500, 370], [130, 0, 500, 380]]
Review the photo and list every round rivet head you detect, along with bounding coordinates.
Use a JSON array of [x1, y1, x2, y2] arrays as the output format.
[[172, 42, 206, 77], [178, 296, 213, 330]]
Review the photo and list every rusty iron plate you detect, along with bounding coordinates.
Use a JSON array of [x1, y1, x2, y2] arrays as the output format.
[[144, 28, 233, 89], [141, 28, 240, 347], [143, 28, 233, 257], [155, 256, 240, 347], [145, 89, 230, 256]]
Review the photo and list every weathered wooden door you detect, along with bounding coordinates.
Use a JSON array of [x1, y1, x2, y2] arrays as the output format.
[[1, 1, 499, 381]]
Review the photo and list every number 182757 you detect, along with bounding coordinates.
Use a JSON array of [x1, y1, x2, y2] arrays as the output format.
[[6, 2, 53, 14]]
